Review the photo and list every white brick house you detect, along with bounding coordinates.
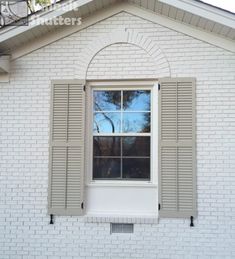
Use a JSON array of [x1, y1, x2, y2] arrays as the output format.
[[0, 0, 235, 258]]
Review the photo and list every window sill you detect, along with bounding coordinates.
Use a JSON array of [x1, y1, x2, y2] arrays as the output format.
[[86, 182, 157, 188], [84, 214, 158, 224]]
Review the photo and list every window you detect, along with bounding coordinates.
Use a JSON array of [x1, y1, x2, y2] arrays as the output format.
[[48, 79, 196, 219], [92, 89, 151, 180]]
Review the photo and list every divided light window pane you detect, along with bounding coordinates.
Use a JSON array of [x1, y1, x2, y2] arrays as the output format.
[[123, 112, 150, 133], [93, 89, 151, 180], [123, 158, 150, 179], [123, 137, 150, 157], [93, 158, 121, 179], [123, 90, 150, 111], [93, 137, 121, 156], [94, 91, 121, 111], [93, 113, 121, 133]]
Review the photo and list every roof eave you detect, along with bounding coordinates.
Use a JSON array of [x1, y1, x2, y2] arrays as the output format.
[[0, 0, 93, 43], [159, 0, 235, 28]]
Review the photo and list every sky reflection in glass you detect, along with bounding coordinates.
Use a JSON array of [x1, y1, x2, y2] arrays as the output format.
[[94, 91, 121, 111], [123, 90, 150, 111], [93, 112, 121, 133]]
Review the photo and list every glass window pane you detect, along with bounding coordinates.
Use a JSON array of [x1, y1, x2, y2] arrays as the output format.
[[123, 112, 150, 133], [123, 137, 150, 157], [94, 112, 121, 133], [122, 158, 150, 179], [123, 90, 150, 111], [94, 91, 121, 111], [93, 137, 121, 156], [93, 158, 121, 179]]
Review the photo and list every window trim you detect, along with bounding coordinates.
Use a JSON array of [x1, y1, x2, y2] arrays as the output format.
[[85, 80, 158, 187]]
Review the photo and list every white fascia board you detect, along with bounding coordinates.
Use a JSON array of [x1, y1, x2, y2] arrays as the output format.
[[0, 0, 93, 42], [159, 0, 235, 29]]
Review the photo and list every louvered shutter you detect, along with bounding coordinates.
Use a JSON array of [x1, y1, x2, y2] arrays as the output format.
[[159, 78, 196, 218], [48, 80, 85, 216]]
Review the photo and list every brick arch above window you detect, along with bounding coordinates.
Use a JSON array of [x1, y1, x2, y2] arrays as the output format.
[[76, 28, 171, 79], [86, 43, 158, 79]]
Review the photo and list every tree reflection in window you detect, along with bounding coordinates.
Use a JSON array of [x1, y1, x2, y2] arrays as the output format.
[[93, 90, 151, 180]]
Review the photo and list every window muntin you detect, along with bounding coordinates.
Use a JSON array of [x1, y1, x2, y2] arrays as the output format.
[[93, 89, 151, 180]]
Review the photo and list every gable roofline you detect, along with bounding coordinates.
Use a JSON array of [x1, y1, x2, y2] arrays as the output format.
[[7, 2, 235, 61], [160, 0, 235, 28], [0, 0, 235, 59], [0, 0, 235, 43]]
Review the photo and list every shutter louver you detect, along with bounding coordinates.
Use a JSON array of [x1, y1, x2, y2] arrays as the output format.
[[159, 78, 196, 218], [48, 81, 85, 216]]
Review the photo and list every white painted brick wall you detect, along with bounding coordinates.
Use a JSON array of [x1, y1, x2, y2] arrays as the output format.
[[1, 11, 235, 259]]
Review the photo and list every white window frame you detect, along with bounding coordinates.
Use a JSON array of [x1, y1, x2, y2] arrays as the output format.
[[85, 80, 158, 188]]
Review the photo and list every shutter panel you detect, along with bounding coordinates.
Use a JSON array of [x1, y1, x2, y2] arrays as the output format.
[[48, 80, 85, 216], [159, 78, 196, 218]]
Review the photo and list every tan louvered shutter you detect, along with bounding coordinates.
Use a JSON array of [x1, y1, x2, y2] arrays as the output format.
[[159, 78, 196, 218], [48, 80, 85, 216]]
